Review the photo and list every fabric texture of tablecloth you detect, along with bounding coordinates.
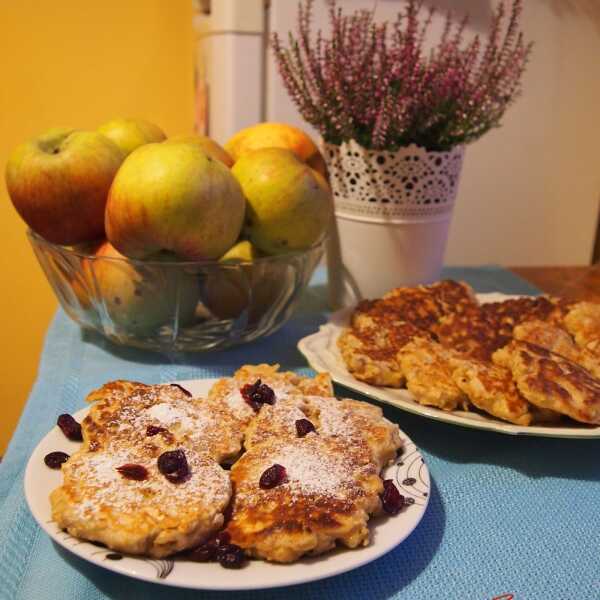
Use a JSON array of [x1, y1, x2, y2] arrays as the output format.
[[1, 266, 599, 600]]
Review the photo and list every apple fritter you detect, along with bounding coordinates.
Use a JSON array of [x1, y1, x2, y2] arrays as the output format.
[[398, 338, 468, 411], [493, 340, 600, 424]]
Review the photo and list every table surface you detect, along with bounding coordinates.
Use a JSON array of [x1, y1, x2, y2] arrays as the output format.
[[510, 265, 600, 302], [1, 266, 599, 600]]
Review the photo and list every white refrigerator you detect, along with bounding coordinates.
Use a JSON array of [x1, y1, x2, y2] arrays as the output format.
[[195, 0, 600, 267]]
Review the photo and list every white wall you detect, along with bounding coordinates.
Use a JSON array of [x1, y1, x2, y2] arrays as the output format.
[[266, 0, 600, 266]]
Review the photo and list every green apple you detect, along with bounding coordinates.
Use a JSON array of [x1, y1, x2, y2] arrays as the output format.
[[5, 128, 125, 245], [91, 241, 200, 334], [165, 134, 234, 168], [231, 148, 332, 255], [98, 117, 166, 157], [105, 142, 246, 260]]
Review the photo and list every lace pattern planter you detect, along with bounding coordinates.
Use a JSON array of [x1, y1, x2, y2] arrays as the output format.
[[324, 140, 465, 307]]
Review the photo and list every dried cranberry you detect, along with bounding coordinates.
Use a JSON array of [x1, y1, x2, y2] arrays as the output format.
[[146, 425, 168, 437], [188, 531, 233, 562], [170, 383, 192, 397], [259, 464, 287, 489], [240, 379, 275, 412], [188, 541, 218, 562], [116, 463, 149, 481], [213, 531, 231, 546], [295, 418, 316, 437], [216, 543, 245, 569], [381, 479, 405, 515], [57, 414, 83, 442], [44, 451, 69, 469], [157, 449, 189, 483]]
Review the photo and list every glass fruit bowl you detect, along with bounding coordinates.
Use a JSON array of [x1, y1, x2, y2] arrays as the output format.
[[28, 230, 324, 352]]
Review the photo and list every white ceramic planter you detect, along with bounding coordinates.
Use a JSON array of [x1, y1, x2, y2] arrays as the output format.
[[323, 140, 465, 308]]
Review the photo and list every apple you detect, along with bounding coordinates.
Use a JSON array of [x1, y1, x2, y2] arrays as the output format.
[[220, 240, 258, 262], [165, 134, 234, 167], [231, 148, 332, 255], [5, 128, 124, 245], [202, 240, 258, 319], [98, 117, 166, 156], [225, 122, 328, 179], [105, 142, 246, 260], [90, 241, 200, 335]]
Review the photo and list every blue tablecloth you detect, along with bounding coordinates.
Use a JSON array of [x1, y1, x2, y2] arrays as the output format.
[[1, 267, 599, 600]]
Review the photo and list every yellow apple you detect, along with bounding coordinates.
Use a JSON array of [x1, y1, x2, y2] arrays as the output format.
[[220, 240, 258, 262], [225, 122, 327, 179], [98, 117, 166, 156], [165, 134, 234, 167], [5, 128, 124, 245], [202, 240, 258, 319], [231, 148, 332, 255], [105, 142, 246, 260], [90, 241, 200, 334]]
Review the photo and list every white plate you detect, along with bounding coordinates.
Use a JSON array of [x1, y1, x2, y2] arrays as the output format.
[[24, 378, 430, 591], [298, 293, 600, 439]]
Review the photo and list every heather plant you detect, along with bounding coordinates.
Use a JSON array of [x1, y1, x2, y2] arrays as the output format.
[[271, 0, 532, 152]]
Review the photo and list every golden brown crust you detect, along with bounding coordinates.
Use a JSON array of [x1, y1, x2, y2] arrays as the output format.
[[564, 302, 600, 347], [398, 338, 468, 411], [451, 358, 532, 425], [493, 341, 600, 424], [226, 436, 382, 563]]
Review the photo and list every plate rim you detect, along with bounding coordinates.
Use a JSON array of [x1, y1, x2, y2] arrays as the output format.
[[297, 293, 600, 440], [24, 377, 430, 591]]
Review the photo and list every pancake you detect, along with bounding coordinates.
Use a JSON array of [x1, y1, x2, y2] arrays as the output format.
[[564, 301, 600, 347], [51, 445, 231, 558], [337, 316, 425, 387], [513, 320, 600, 379], [493, 340, 600, 424], [433, 309, 507, 361], [481, 296, 570, 338], [244, 395, 402, 469], [398, 338, 468, 411], [450, 358, 533, 425], [225, 435, 382, 563], [207, 364, 334, 430], [370, 279, 478, 331], [83, 380, 242, 463]]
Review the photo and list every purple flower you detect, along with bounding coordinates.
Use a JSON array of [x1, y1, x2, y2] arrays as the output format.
[[271, 0, 532, 151]]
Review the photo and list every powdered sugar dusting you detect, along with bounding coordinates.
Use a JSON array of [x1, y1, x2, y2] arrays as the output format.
[[222, 382, 292, 421], [67, 449, 231, 519], [272, 444, 347, 495], [144, 403, 195, 430], [306, 396, 360, 438]]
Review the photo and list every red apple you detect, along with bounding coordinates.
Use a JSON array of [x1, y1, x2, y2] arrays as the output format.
[[5, 128, 124, 245], [106, 142, 246, 260]]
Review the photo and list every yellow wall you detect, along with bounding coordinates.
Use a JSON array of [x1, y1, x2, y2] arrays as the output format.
[[0, 1, 195, 453]]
